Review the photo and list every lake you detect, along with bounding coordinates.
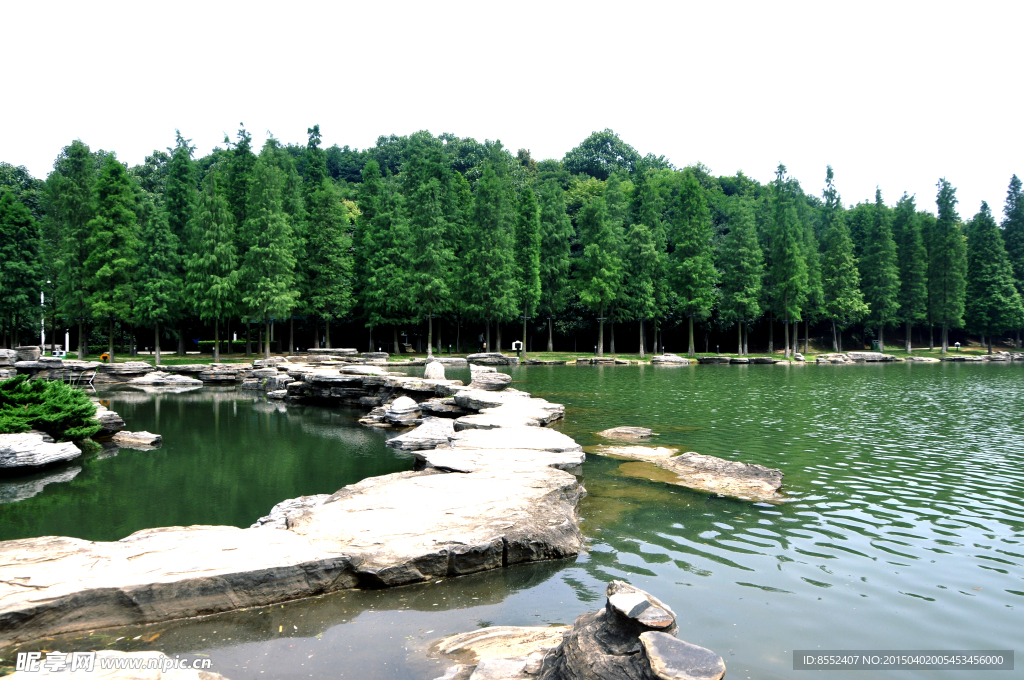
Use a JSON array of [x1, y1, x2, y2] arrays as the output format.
[[2, 362, 1022, 679]]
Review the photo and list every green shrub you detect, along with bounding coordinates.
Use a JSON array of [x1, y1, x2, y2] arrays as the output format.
[[0, 374, 101, 441]]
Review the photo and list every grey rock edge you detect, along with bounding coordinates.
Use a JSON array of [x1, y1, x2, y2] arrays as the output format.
[[429, 580, 725, 680], [0, 372, 584, 647], [0, 433, 80, 468]]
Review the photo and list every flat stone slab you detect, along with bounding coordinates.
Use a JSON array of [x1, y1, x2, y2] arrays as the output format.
[[465, 353, 519, 366], [416, 447, 584, 473], [0, 467, 583, 644], [387, 417, 455, 450], [128, 371, 203, 386], [454, 412, 543, 431], [640, 631, 726, 680], [429, 625, 571, 665], [651, 354, 690, 365], [468, 373, 512, 391], [846, 351, 901, 362], [448, 427, 583, 453], [906, 356, 941, 362], [592, 445, 680, 460], [598, 426, 654, 440], [0, 433, 80, 468], [111, 431, 162, 449]]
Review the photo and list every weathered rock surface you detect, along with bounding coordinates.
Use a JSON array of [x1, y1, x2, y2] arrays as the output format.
[[696, 356, 730, 364], [650, 354, 690, 365], [386, 417, 455, 450], [942, 354, 985, 362], [128, 371, 203, 387], [906, 356, 941, 362], [7, 649, 232, 679], [523, 359, 567, 365], [0, 349, 18, 367], [384, 396, 422, 425], [466, 353, 520, 366], [111, 431, 162, 448], [416, 447, 584, 473], [424, 361, 446, 380], [15, 346, 41, 362], [448, 427, 583, 454], [430, 625, 571, 665], [469, 372, 513, 391], [0, 433, 80, 468], [598, 427, 653, 441], [592, 446, 782, 502], [433, 581, 724, 680], [92, 404, 126, 434], [845, 351, 900, 362], [729, 357, 749, 364], [747, 356, 776, 364]]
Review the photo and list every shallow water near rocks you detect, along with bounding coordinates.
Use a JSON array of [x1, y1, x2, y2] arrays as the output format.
[[2, 362, 1023, 679]]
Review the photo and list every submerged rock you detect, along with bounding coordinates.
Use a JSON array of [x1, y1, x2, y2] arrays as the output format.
[[598, 426, 654, 441], [0, 433, 80, 468], [111, 431, 162, 449]]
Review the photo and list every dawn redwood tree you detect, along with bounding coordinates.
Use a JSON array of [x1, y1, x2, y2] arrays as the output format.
[[537, 181, 573, 351], [515, 184, 542, 359], [965, 202, 1024, 352], [769, 165, 807, 358], [84, 155, 140, 363], [820, 167, 867, 351], [135, 190, 181, 365], [360, 164, 411, 352], [668, 170, 717, 357], [239, 146, 298, 359], [892, 193, 928, 352], [1001, 175, 1024, 346], [575, 195, 622, 356], [603, 173, 628, 351], [861, 189, 900, 351], [929, 179, 967, 352], [51, 140, 95, 358], [621, 223, 659, 357], [0, 192, 41, 348], [407, 178, 453, 358], [718, 199, 764, 355], [185, 171, 237, 362]]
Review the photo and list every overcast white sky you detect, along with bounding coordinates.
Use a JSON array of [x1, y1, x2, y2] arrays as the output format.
[[2, 1, 1020, 217]]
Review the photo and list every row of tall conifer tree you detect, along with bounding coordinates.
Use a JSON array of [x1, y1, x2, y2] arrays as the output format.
[[1, 127, 1022, 360]]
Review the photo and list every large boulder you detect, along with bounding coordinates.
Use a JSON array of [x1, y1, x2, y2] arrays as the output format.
[[650, 354, 690, 365], [469, 372, 513, 391], [15, 346, 41, 362], [0, 349, 17, 367], [128, 371, 203, 387], [111, 431, 162, 449], [384, 396, 421, 425], [0, 432, 81, 468], [466, 352, 519, 366], [424, 361, 446, 380], [92, 404, 126, 434]]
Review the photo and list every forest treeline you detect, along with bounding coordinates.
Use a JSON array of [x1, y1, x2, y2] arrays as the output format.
[[1, 127, 1023, 361]]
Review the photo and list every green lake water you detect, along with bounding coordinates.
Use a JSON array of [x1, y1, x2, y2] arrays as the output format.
[[2, 363, 1023, 679]]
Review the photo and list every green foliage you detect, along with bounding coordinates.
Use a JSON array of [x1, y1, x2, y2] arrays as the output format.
[[1001, 175, 1024, 298], [239, 146, 298, 321], [305, 178, 354, 322], [226, 125, 256, 230], [360, 164, 410, 327], [718, 199, 764, 324], [769, 165, 808, 322], [893, 193, 928, 325], [965, 202, 1024, 338], [861, 189, 901, 328], [515, 184, 542, 318], [575, 196, 622, 313], [0, 191, 41, 326], [621, 222, 660, 322], [0, 374, 100, 441], [463, 159, 517, 323], [51, 140, 96, 333], [820, 168, 867, 329], [164, 131, 197, 242], [929, 179, 967, 336], [537, 181, 573, 320], [135, 188, 182, 330], [186, 170, 238, 321]]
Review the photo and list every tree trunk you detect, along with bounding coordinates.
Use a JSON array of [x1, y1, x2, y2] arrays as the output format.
[[639, 319, 646, 359], [783, 317, 790, 359], [154, 321, 161, 366], [313, 316, 320, 349], [438, 317, 443, 355], [393, 326, 399, 355], [427, 314, 434, 359], [792, 320, 798, 356], [653, 321, 659, 354], [77, 320, 84, 360], [246, 320, 251, 356], [610, 321, 616, 355], [108, 318, 115, 364], [804, 319, 809, 355], [369, 325, 374, 352], [941, 322, 948, 353], [597, 305, 605, 357], [264, 314, 271, 359], [929, 325, 934, 351], [737, 323, 742, 355], [838, 328, 843, 352], [485, 319, 491, 352], [521, 304, 528, 361], [687, 315, 695, 357], [289, 314, 294, 356], [988, 335, 993, 354], [878, 325, 884, 353], [325, 318, 331, 349], [547, 318, 554, 353], [905, 321, 912, 353], [832, 321, 838, 352], [213, 318, 220, 363], [743, 321, 749, 355], [768, 314, 774, 354]]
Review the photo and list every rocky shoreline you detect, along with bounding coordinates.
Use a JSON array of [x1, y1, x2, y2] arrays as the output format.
[[0, 358, 586, 648]]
